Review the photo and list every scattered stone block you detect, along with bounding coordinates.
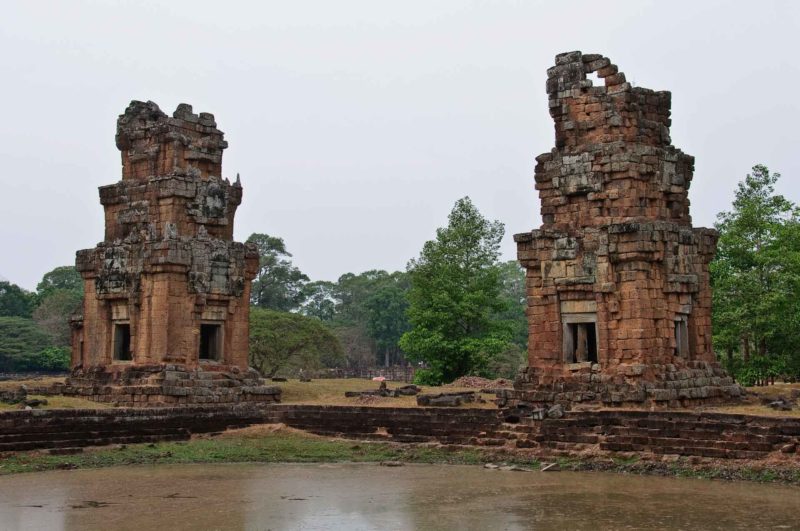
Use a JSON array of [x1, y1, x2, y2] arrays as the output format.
[[417, 391, 476, 407]]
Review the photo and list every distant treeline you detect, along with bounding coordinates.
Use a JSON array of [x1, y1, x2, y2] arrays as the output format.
[[0, 266, 81, 372]]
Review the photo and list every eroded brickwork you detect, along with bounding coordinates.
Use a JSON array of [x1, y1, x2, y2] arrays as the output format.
[[507, 52, 741, 408], [69, 101, 277, 405]]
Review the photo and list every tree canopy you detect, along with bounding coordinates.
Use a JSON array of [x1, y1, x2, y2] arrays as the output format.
[[399, 197, 514, 385], [365, 282, 410, 367], [249, 307, 344, 377], [0, 281, 35, 318], [495, 260, 528, 349], [247, 233, 310, 311], [298, 270, 412, 368], [33, 289, 82, 347], [711, 165, 800, 384], [0, 267, 84, 372], [0, 316, 54, 371], [36, 266, 83, 299]]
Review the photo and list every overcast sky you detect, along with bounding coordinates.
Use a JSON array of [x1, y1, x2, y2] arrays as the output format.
[[1, 0, 798, 290]]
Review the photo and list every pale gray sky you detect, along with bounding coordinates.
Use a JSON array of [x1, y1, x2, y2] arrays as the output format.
[[1, 0, 798, 290]]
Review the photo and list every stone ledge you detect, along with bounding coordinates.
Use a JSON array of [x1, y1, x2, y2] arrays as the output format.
[[1, 405, 798, 461]]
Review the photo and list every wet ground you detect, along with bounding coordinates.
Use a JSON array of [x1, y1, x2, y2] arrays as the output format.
[[0, 463, 798, 530]]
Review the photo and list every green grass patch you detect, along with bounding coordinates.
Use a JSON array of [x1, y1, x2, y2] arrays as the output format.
[[1, 428, 796, 485], [0, 429, 534, 476]]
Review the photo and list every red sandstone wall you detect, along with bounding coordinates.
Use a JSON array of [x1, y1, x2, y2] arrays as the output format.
[[73, 101, 258, 372], [4, 406, 796, 462], [515, 52, 718, 381]]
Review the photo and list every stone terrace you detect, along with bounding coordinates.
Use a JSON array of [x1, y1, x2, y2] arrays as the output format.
[[2, 406, 798, 462]]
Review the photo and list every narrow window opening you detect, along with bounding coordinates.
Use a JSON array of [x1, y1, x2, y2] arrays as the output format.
[[200, 323, 222, 361], [566, 322, 598, 363], [113, 323, 131, 361], [675, 319, 690, 358]]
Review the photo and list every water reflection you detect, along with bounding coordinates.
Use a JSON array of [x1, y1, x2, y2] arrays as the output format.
[[0, 463, 797, 530]]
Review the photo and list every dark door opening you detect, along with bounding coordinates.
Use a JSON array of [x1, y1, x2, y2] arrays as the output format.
[[675, 319, 690, 358], [113, 323, 131, 361], [567, 322, 597, 363], [199, 323, 222, 361]]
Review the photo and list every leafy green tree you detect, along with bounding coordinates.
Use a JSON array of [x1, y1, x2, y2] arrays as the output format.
[[0, 281, 35, 318], [247, 233, 309, 311], [249, 308, 344, 377], [496, 260, 528, 349], [15, 347, 70, 372], [365, 283, 410, 366], [36, 266, 83, 299], [333, 270, 394, 324], [302, 270, 411, 368], [399, 197, 513, 385], [33, 289, 83, 347], [300, 280, 338, 321], [711, 165, 800, 382], [0, 317, 52, 371]]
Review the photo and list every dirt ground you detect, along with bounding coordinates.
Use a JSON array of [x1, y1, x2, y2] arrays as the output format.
[[1, 375, 799, 415], [278, 378, 500, 408], [0, 376, 105, 410], [0, 376, 501, 410]]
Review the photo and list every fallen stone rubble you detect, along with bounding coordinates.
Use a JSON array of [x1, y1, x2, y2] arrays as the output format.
[[344, 381, 421, 399], [0, 386, 49, 409], [57, 364, 281, 407], [417, 391, 482, 407]]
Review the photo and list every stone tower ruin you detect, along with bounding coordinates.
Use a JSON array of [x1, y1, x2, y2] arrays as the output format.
[[501, 52, 741, 409], [67, 101, 279, 406]]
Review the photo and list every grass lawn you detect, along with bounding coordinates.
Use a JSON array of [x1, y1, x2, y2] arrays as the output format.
[[1, 425, 797, 484], [0, 376, 65, 391], [0, 395, 109, 411], [0, 376, 109, 411], [0, 426, 504, 476], [706, 382, 800, 418]]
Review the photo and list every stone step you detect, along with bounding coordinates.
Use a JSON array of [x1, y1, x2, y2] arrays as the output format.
[[0, 427, 188, 444], [0, 432, 188, 452]]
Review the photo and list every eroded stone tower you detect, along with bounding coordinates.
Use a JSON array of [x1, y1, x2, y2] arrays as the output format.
[[68, 101, 279, 406], [502, 52, 741, 409]]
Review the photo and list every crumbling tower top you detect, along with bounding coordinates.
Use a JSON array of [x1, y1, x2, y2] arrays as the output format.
[[546, 51, 673, 148], [538, 51, 693, 230], [115, 100, 228, 181]]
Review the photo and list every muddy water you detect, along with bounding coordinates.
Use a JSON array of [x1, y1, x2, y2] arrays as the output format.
[[0, 463, 798, 530]]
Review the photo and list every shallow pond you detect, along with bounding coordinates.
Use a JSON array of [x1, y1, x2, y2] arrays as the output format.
[[0, 463, 798, 530]]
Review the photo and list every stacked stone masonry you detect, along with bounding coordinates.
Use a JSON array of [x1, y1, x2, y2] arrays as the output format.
[[2, 406, 798, 462], [510, 52, 741, 408], [278, 406, 800, 460], [60, 365, 280, 407], [69, 101, 275, 405], [0, 405, 268, 452]]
